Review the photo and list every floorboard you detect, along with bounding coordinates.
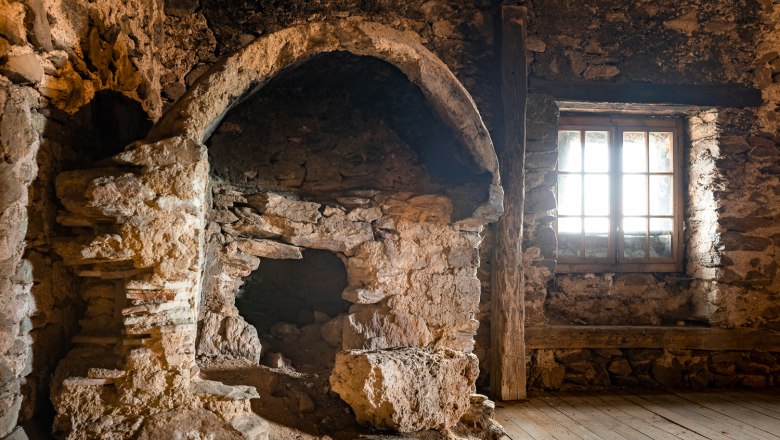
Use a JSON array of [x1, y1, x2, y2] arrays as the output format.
[[497, 390, 780, 440]]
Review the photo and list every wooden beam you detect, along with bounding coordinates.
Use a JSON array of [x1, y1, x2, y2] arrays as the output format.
[[491, 3, 528, 401], [525, 326, 780, 351], [529, 78, 763, 108]]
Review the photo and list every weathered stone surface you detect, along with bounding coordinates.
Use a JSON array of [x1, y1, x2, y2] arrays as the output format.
[[720, 232, 772, 251], [1, 53, 43, 84], [197, 312, 262, 363], [246, 193, 322, 224], [236, 238, 303, 260], [0, 0, 26, 45], [330, 348, 478, 431], [320, 314, 345, 348], [453, 394, 504, 440], [135, 409, 245, 440]]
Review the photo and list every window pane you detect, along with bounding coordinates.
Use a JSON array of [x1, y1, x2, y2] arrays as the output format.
[[584, 234, 609, 258], [584, 131, 609, 172], [583, 174, 609, 216], [623, 131, 647, 172], [558, 174, 582, 215], [583, 217, 609, 258], [558, 217, 582, 233], [623, 217, 647, 259], [649, 175, 673, 215], [558, 217, 581, 258], [558, 130, 582, 172], [622, 174, 647, 215], [584, 217, 609, 233], [649, 132, 673, 172], [649, 218, 673, 258]]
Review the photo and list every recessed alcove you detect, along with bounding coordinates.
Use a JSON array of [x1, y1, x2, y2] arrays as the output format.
[[197, 47, 498, 436], [236, 250, 350, 333], [206, 51, 492, 220]]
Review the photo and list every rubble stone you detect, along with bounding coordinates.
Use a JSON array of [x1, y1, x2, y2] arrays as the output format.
[[330, 348, 478, 432]]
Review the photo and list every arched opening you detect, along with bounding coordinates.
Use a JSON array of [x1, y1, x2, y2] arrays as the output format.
[[180, 19, 502, 435], [200, 49, 481, 437], [208, 51, 492, 219]]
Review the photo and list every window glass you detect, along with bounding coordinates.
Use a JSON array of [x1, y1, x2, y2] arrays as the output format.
[[649, 218, 673, 258], [583, 175, 609, 216], [623, 217, 647, 259], [649, 132, 673, 172], [558, 174, 582, 215], [558, 131, 582, 172], [622, 132, 646, 172], [622, 174, 647, 216], [556, 117, 681, 272], [649, 175, 673, 215], [584, 131, 609, 172]]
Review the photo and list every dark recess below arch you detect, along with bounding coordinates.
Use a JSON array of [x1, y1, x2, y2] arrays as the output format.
[[236, 249, 350, 332]]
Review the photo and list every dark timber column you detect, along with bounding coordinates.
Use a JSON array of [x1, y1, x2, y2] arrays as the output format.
[[490, 3, 528, 401]]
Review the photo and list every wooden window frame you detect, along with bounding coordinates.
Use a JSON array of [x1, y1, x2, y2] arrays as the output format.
[[555, 115, 685, 273]]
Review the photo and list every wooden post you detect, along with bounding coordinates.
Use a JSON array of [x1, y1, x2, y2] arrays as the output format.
[[490, 3, 528, 401]]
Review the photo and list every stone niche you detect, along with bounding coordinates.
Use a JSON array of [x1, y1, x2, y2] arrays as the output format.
[[197, 51, 499, 435], [49, 20, 503, 439]]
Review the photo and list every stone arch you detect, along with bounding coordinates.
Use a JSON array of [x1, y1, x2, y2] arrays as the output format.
[[149, 19, 502, 222]]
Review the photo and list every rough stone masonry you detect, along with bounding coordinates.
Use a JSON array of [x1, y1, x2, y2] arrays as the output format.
[[1, 0, 780, 439]]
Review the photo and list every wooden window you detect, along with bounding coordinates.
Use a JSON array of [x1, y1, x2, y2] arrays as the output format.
[[556, 115, 684, 273]]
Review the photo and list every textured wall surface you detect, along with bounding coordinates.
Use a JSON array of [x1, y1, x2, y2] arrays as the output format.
[[503, 0, 780, 391], [1, 0, 780, 437]]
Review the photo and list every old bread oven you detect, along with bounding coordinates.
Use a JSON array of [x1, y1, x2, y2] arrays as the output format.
[[50, 20, 503, 438]]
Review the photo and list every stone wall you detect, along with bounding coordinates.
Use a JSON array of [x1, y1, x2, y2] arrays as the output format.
[[1, 0, 169, 436], [491, 0, 780, 391], [43, 12, 505, 440], [0, 79, 40, 438], [529, 349, 780, 390], [2, 0, 780, 436], [50, 137, 266, 439]]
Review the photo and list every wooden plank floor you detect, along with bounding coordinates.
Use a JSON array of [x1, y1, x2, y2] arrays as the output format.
[[497, 390, 780, 440]]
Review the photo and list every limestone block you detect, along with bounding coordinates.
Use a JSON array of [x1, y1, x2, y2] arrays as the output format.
[[0, 380, 22, 437], [115, 136, 205, 168], [221, 251, 260, 277], [227, 209, 288, 238], [229, 413, 269, 440], [236, 238, 303, 259], [209, 210, 238, 223], [191, 380, 259, 401], [342, 305, 433, 350], [0, 0, 26, 45], [0, 84, 37, 166], [246, 192, 321, 224], [87, 174, 156, 218], [286, 212, 373, 256], [330, 347, 478, 431], [453, 394, 504, 440], [135, 409, 244, 440], [320, 314, 345, 347], [0, 163, 22, 214], [382, 194, 452, 224], [81, 234, 134, 262], [27, 0, 51, 51], [2, 426, 28, 440], [1, 53, 43, 84], [197, 312, 262, 363]]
